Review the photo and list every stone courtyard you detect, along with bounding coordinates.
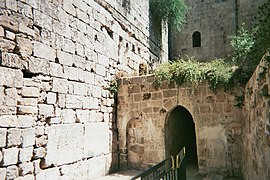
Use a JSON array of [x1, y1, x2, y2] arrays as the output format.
[[0, 0, 269, 180]]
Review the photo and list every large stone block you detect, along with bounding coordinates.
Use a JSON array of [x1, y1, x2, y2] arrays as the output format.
[[84, 123, 110, 158], [1, 52, 28, 69], [21, 87, 40, 98], [38, 104, 54, 118], [52, 78, 68, 94], [56, 50, 73, 66], [65, 95, 83, 109], [6, 165, 18, 180], [7, 128, 21, 147], [0, 168, 6, 180], [17, 106, 38, 115], [33, 41, 55, 61], [44, 124, 84, 166], [0, 128, 7, 147], [29, 57, 50, 75], [21, 128, 35, 148], [5, 88, 17, 106], [19, 147, 33, 163], [35, 168, 60, 180], [0, 115, 17, 128], [17, 115, 35, 128], [2, 147, 19, 166], [76, 109, 90, 123], [14, 174, 34, 180], [60, 109, 76, 124], [19, 162, 34, 176], [0, 67, 23, 88]]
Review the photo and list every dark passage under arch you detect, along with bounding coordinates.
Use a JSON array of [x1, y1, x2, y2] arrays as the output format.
[[165, 106, 198, 175]]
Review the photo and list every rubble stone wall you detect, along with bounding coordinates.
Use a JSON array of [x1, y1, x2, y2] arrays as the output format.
[[117, 76, 243, 178], [243, 51, 270, 180], [0, 0, 164, 179]]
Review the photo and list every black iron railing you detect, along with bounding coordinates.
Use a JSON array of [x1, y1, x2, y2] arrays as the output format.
[[131, 147, 186, 180]]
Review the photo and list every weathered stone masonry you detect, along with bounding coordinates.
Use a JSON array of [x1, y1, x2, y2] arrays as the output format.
[[0, 0, 166, 179], [117, 76, 243, 178]]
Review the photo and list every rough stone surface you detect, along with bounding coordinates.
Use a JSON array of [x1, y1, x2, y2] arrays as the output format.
[[2, 148, 19, 166], [117, 75, 243, 177]]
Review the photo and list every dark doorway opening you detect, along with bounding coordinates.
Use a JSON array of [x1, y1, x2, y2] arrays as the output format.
[[165, 106, 199, 177], [192, 31, 201, 47]]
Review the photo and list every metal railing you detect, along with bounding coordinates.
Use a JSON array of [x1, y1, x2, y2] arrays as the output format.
[[131, 147, 186, 180]]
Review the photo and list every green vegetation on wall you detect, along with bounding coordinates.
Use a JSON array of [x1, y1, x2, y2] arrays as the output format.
[[153, 59, 235, 91], [154, 0, 270, 91], [150, 0, 188, 31]]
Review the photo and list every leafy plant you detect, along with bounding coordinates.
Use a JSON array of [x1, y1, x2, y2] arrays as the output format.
[[150, 0, 188, 31], [229, 0, 270, 85], [108, 79, 118, 94], [153, 59, 235, 91]]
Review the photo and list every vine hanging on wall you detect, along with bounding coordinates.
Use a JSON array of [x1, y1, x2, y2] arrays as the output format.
[[150, 0, 188, 31]]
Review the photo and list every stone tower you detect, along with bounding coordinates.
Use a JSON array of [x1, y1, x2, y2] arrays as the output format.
[[170, 0, 267, 61]]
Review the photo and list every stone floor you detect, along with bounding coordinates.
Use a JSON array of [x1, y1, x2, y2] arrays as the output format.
[[96, 170, 141, 180]]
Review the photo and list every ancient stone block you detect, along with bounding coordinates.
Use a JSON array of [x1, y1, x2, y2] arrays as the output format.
[[35, 168, 60, 180], [5, 88, 17, 106], [21, 128, 35, 148], [19, 162, 34, 176], [19, 24, 35, 37], [35, 135, 47, 147], [33, 41, 55, 61], [0, 38, 16, 52], [6, 165, 18, 180], [0, 128, 7, 147], [2, 147, 19, 166], [76, 109, 90, 123], [19, 147, 33, 163], [7, 128, 21, 147], [17, 115, 34, 128], [84, 123, 109, 158], [49, 62, 64, 78], [33, 10, 53, 31], [52, 78, 68, 94], [66, 95, 83, 109], [60, 109, 76, 124], [0, 168, 6, 180], [0, 26, 4, 37], [6, 30, 16, 40], [0, 115, 17, 128], [96, 64, 106, 77], [15, 34, 33, 56], [0, 15, 19, 32], [6, 0, 17, 12], [44, 124, 84, 166], [56, 50, 73, 66], [33, 147, 46, 159], [62, 38, 75, 53], [38, 104, 54, 118], [21, 87, 40, 98], [29, 57, 50, 74], [63, 0, 76, 16], [17, 106, 38, 115], [15, 174, 34, 180], [1, 52, 28, 69]]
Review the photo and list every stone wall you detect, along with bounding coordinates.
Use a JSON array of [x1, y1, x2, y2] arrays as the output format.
[[242, 50, 270, 180], [0, 0, 166, 179], [117, 76, 243, 178], [171, 0, 267, 61]]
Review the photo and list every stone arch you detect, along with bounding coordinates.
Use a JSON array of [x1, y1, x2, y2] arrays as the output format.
[[126, 117, 145, 169], [165, 105, 199, 175]]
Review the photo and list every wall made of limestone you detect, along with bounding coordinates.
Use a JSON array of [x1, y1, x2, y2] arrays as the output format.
[[0, 0, 164, 179], [117, 75, 243, 178], [171, 0, 267, 61], [243, 51, 270, 180]]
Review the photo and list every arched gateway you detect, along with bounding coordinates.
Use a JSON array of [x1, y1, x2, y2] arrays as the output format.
[[117, 75, 243, 178]]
